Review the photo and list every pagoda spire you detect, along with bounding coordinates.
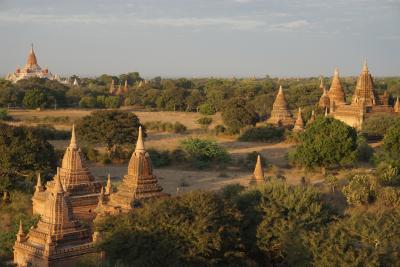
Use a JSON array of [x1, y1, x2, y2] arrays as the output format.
[[319, 76, 324, 90], [250, 155, 264, 185], [18, 220, 24, 236], [362, 58, 369, 73], [27, 43, 38, 66], [267, 85, 293, 125], [328, 67, 346, 106], [54, 168, 64, 193], [35, 173, 44, 193], [293, 107, 304, 132], [135, 126, 145, 153], [69, 124, 77, 149], [105, 174, 111, 194], [395, 97, 400, 112]]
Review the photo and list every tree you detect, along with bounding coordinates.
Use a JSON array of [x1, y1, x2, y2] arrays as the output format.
[[381, 120, 400, 167], [22, 89, 46, 109], [196, 116, 213, 130], [222, 98, 258, 134], [362, 114, 398, 139], [342, 174, 377, 206], [76, 110, 144, 155], [180, 138, 230, 169], [290, 117, 358, 170], [0, 124, 56, 192], [96, 191, 250, 266]]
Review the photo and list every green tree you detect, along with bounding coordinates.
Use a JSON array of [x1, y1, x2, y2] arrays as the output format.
[[96, 191, 250, 267], [0, 124, 56, 192], [342, 174, 377, 206], [222, 98, 258, 134], [291, 117, 358, 170], [22, 89, 46, 109], [381, 120, 400, 167], [76, 110, 144, 155]]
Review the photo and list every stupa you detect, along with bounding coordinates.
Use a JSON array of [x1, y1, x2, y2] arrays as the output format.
[[328, 67, 346, 106], [6, 44, 58, 83], [95, 127, 168, 218], [293, 108, 304, 132], [249, 155, 264, 185], [109, 80, 116, 94], [267, 86, 294, 126], [14, 173, 96, 267], [32, 125, 102, 222], [319, 87, 330, 110]]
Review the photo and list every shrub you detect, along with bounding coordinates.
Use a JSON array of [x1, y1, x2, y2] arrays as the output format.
[[143, 121, 187, 134], [180, 138, 230, 169], [148, 149, 171, 167], [30, 124, 70, 140], [239, 125, 285, 142], [79, 96, 97, 108], [81, 146, 100, 162], [214, 124, 226, 135], [342, 175, 377, 206], [356, 135, 374, 162], [173, 122, 187, 134], [381, 120, 400, 167], [362, 114, 398, 140], [197, 117, 213, 129], [376, 163, 400, 187], [0, 109, 11, 121], [199, 103, 216, 115], [377, 187, 400, 207]]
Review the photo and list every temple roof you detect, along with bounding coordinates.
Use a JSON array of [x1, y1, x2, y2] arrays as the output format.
[[319, 87, 330, 108], [328, 67, 346, 105], [250, 155, 264, 185], [26, 44, 38, 66], [293, 107, 304, 132], [267, 85, 293, 125], [352, 60, 376, 107]]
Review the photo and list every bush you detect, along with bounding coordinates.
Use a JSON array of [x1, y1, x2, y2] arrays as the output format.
[[214, 124, 226, 135], [30, 124, 70, 140], [377, 187, 400, 207], [197, 117, 213, 129], [381, 120, 400, 167], [180, 138, 230, 169], [173, 122, 187, 134], [144, 121, 187, 134], [362, 114, 398, 140], [356, 135, 374, 162], [81, 146, 100, 162], [239, 125, 285, 142], [342, 175, 377, 206], [199, 103, 216, 115], [0, 109, 11, 121], [376, 163, 400, 187], [148, 149, 172, 167]]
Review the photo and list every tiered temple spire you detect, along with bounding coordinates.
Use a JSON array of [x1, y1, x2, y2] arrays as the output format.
[[352, 60, 376, 107], [328, 67, 346, 106], [267, 85, 294, 126], [319, 87, 330, 109]]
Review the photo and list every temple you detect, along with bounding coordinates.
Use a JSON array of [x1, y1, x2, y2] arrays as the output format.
[[328, 61, 398, 129], [32, 125, 102, 222], [249, 155, 264, 185], [109, 80, 129, 95], [14, 173, 96, 267], [267, 85, 294, 126], [6, 44, 58, 83], [95, 127, 168, 219]]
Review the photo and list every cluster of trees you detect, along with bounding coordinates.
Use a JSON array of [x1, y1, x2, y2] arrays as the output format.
[[94, 181, 400, 266]]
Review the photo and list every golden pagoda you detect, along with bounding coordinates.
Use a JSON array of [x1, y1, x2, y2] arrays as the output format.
[[328, 67, 346, 106], [6, 44, 58, 83], [293, 108, 304, 132], [307, 110, 316, 125], [109, 79, 116, 94], [32, 125, 102, 222], [330, 61, 397, 129], [249, 155, 264, 185], [318, 87, 330, 110], [123, 80, 129, 94], [395, 97, 400, 113], [14, 172, 96, 267], [95, 127, 168, 218], [267, 85, 294, 126]]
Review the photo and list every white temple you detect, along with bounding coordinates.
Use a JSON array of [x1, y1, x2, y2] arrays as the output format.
[[6, 44, 58, 83]]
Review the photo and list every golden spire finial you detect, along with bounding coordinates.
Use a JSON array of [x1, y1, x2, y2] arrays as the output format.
[[69, 124, 77, 149], [253, 155, 264, 182], [334, 67, 339, 76], [319, 76, 324, 89], [362, 58, 368, 73], [18, 220, 24, 236], [36, 173, 42, 187], [135, 126, 145, 153], [325, 107, 328, 117]]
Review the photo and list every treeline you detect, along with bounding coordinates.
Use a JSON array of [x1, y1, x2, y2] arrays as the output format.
[[1, 73, 399, 118]]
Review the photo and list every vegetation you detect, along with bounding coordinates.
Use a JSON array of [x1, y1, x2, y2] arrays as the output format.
[[222, 98, 258, 134], [290, 117, 359, 170], [380, 120, 400, 168], [238, 125, 285, 142], [181, 138, 230, 169], [0, 123, 56, 192], [196, 116, 213, 129], [361, 113, 398, 140], [144, 121, 187, 134], [77, 110, 144, 155]]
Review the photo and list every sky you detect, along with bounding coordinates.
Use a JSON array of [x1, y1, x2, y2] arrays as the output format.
[[0, 0, 399, 78]]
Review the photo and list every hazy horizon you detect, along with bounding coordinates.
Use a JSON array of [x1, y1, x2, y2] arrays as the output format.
[[0, 0, 399, 78]]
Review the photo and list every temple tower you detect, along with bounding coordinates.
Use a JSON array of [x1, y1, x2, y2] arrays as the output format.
[[352, 60, 376, 107], [267, 85, 294, 126], [395, 97, 400, 113], [328, 67, 346, 106], [249, 155, 264, 185], [293, 108, 304, 132], [14, 173, 96, 267], [319, 87, 330, 109], [109, 80, 115, 94], [32, 125, 102, 222], [95, 127, 169, 218]]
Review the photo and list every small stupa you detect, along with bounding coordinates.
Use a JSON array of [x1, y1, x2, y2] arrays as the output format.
[[394, 97, 400, 113], [14, 172, 96, 267], [319, 87, 330, 109], [352, 60, 376, 107], [267, 85, 294, 126], [293, 108, 304, 132], [95, 127, 169, 219], [249, 155, 264, 185]]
